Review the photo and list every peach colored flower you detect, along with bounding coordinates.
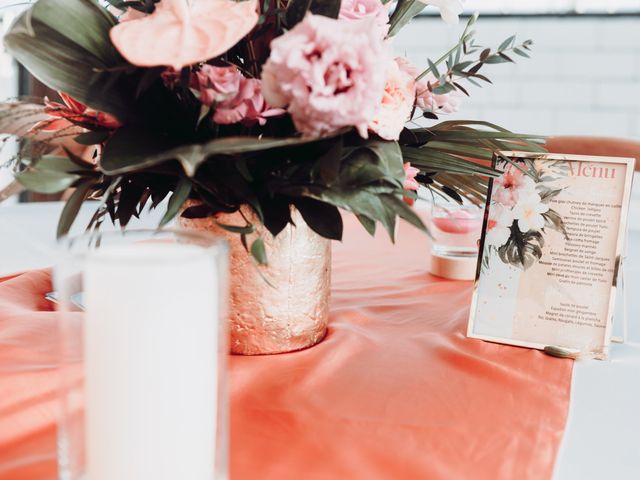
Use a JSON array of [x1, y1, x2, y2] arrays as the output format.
[[339, 0, 389, 37], [261, 14, 389, 138], [369, 59, 415, 140], [110, 0, 259, 70], [493, 167, 536, 207]]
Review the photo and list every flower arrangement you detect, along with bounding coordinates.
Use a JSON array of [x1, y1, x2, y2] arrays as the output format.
[[483, 157, 568, 270], [1, 0, 546, 262]]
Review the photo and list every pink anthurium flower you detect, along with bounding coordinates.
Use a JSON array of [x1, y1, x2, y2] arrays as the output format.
[[110, 0, 259, 70]]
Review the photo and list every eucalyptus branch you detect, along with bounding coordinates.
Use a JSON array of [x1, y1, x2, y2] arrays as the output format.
[[416, 13, 479, 82]]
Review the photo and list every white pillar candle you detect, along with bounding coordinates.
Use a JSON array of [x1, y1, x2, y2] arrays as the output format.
[[83, 243, 219, 480]]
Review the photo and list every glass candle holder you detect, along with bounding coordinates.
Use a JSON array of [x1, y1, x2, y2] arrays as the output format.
[[430, 203, 484, 257], [54, 229, 229, 480]]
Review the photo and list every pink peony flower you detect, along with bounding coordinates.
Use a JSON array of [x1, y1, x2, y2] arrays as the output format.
[[338, 0, 389, 37], [261, 14, 389, 138], [492, 167, 536, 207], [403, 162, 420, 205], [395, 57, 461, 115], [368, 59, 415, 140]]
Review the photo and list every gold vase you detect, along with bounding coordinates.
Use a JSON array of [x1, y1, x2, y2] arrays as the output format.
[[177, 202, 331, 355]]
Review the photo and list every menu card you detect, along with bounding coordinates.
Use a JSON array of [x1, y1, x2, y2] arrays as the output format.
[[467, 152, 635, 359]]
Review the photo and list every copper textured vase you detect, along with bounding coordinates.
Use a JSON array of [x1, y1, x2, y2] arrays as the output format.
[[177, 202, 331, 355]]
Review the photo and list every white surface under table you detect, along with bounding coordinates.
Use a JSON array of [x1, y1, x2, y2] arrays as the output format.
[[1, 201, 639, 479]]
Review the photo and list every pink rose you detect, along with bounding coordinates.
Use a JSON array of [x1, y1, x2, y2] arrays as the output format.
[[339, 0, 389, 37], [261, 14, 389, 138], [368, 59, 415, 140], [193, 65, 243, 105], [396, 57, 462, 115], [214, 78, 285, 126], [403, 162, 420, 206]]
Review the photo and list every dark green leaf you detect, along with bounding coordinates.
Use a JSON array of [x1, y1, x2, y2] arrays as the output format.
[[181, 203, 213, 219], [315, 138, 343, 185], [101, 126, 346, 176], [15, 170, 79, 193], [294, 197, 343, 240], [160, 177, 192, 227], [75, 130, 110, 145], [251, 237, 268, 265], [356, 214, 376, 235], [56, 180, 95, 238], [4, 0, 132, 119], [217, 222, 255, 235], [285, 0, 312, 27]]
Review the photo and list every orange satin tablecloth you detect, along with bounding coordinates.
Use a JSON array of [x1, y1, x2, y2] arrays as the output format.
[[0, 217, 573, 480]]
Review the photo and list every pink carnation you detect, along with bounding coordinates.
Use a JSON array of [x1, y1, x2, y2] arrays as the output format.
[[261, 14, 389, 138], [339, 0, 389, 37], [368, 59, 415, 140], [396, 57, 462, 114]]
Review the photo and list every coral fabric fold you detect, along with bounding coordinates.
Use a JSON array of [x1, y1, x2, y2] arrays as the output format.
[[0, 216, 573, 480]]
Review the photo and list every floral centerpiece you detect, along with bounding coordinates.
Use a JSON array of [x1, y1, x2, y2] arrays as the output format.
[[0, 0, 545, 354]]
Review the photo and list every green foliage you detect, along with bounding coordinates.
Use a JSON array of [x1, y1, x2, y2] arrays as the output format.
[[498, 222, 544, 270], [3, 0, 134, 120], [412, 15, 534, 119], [388, 0, 428, 37], [285, 0, 341, 28]]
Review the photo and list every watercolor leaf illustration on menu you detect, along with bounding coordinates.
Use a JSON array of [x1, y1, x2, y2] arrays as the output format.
[[0, 0, 548, 264], [482, 157, 569, 271]]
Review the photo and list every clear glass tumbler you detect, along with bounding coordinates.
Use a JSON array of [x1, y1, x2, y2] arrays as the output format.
[[430, 203, 484, 257], [54, 229, 229, 480]]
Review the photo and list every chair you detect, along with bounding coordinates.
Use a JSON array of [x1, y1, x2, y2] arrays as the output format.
[[545, 136, 640, 171]]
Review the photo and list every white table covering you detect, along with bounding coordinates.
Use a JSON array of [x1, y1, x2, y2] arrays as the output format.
[[0, 199, 639, 479]]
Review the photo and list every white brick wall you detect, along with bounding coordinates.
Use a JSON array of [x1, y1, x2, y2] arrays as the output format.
[[396, 15, 640, 138]]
